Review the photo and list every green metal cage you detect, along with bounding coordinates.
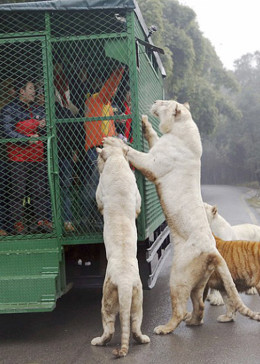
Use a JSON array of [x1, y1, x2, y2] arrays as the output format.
[[0, 0, 170, 313]]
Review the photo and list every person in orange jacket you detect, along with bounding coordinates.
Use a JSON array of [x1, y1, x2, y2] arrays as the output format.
[[84, 66, 125, 150], [80, 66, 124, 229]]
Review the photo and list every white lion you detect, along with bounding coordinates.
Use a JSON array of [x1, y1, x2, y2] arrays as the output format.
[[104, 100, 260, 334], [204, 202, 259, 305], [204, 202, 260, 241], [91, 145, 150, 357]]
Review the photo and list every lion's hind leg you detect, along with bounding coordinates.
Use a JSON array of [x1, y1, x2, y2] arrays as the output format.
[[185, 284, 206, 326], [154, 279, 190, 335], [131, 282, 150, 344], [91, 278, 118, 346]]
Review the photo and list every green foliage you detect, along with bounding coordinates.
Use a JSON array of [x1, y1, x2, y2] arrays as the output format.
[[202, 51, 260, 184], [138, 0, 260, 185], [138, 0, 240, 135]]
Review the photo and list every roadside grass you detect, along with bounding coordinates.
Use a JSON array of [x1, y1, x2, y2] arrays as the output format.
[[238, 181, 260, 209], [247, 195, 260, 208]]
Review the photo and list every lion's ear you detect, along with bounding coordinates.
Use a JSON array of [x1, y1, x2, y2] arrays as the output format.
[[184, 102, 190, 110], [174, 104, 181, 116], [212, 205, 218, 216]]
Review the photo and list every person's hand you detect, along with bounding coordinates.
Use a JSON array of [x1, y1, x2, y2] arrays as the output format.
[[28, 134, 39, 144], [117, 114, 126, 124], [39, 119, 46, 128], [72, 151, 78, 163]]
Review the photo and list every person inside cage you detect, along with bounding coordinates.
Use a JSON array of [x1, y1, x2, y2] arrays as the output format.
[[0, 78, 16, 110], [80, 65, 125, 228], [113, 87, 133, 144], [0, 78, 16, 236], [69, 64, 90, 117], [54, 60, 79, 117], [1, 77, 52, 234], [35, 81, 85, 234], [54, 90, 86, 233]]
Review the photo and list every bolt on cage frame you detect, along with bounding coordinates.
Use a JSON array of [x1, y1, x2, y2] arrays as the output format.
[[0, 0, 171, 313]]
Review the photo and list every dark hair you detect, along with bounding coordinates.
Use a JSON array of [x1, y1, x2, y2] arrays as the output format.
[[14, 77, 34, 92]]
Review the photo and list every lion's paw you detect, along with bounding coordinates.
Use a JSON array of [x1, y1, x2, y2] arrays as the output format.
[[153, 324, 173, 335], [112, 348, 128, 357], [245, 287, 257, 295], [142, 115, 152, 133], [217, 314, 235, 323], [103, 136, 124, 148], [91, 337, 104, 346], [140, 334, 150, 344], [207, 290, 224, 306], [133, 332, 150, 344], [185, 317, 204, 326]]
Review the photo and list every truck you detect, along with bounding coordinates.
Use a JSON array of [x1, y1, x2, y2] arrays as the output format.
[[0, 0, 171, 313]]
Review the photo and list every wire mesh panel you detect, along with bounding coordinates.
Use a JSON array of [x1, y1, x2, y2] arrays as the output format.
[[50, 10, 126, 37], [134, 15, 165, 238], [0, 0, 168, 311], [0, 37, 54, 239], [0, 4, 165, 243], [50, 10, 134, 239], [0, 11, 45, 36]]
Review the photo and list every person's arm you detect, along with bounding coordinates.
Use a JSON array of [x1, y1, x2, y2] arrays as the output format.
[[2, 104, 28, 139], [98, 67, 124, 105]]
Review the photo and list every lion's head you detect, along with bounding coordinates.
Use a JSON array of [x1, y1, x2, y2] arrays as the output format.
[[96, 143, 128, 173], [151, 100, 191, 134]]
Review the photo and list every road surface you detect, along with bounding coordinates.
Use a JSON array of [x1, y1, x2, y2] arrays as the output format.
[[0, 185, 260, 364]]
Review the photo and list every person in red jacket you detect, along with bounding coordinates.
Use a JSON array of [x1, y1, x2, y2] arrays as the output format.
[[1, 78, 52, 234]]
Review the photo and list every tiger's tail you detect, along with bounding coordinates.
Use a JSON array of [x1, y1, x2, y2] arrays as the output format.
[[213, 252, 260, 320]]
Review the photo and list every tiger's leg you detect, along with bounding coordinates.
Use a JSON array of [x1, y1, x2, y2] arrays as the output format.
[[131, 282, 150, 344], [217, 292, 237, 322], [255, 283, 260, 296], [91, 278, 118, 345], [207, 288, 224, 306], [245, 287, 258, 295]]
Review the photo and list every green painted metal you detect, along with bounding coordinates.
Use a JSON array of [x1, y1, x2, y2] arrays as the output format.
[[0, 0, 136, 12], [0, 238, 63, 312], [0, 2, 166, 312]]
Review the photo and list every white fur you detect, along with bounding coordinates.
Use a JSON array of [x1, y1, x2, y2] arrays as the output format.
[[91, 146, 149, 357], [204, 202, 260, 241], [232, 224, 260, 241], [204, 203, 237, 240], [104, 100, 260, 334]]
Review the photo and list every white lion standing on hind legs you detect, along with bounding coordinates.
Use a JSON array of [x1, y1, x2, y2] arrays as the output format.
[[204, 202, 259, 305], [104, 100, 260, 334], [91, 144, 149, 357]]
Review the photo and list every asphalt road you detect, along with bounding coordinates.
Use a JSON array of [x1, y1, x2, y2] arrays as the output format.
[[1, 185, 260, 364]]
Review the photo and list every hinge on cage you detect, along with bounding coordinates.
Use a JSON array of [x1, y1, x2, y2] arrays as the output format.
[[23, 197, 31, 207], [136, 37, 165, 55]]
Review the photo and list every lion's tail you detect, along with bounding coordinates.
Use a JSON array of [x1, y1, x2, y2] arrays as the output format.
[[214, 252, 260, 320], [112, 282, 133, 358]]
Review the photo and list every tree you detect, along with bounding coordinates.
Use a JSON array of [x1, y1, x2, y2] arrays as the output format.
[[138, 0, 240, 135]]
